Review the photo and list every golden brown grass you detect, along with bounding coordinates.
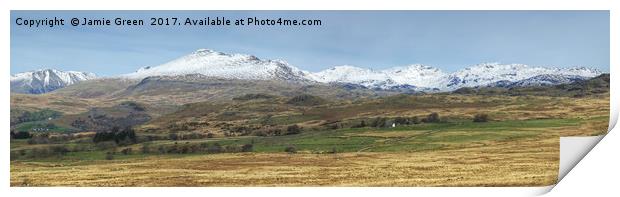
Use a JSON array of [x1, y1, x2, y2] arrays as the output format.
[[10, 92, 605, 187], [11, 133, 557, 187]]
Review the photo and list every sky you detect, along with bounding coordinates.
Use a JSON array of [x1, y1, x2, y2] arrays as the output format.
[[10, 11, 609, 76]]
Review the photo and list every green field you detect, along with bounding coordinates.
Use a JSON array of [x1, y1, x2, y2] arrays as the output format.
[[11, 116, 603, 162]]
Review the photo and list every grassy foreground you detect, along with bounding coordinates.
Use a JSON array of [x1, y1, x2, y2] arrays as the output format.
[[11, 145, 558, 187], [11, 117, 590, 186], [10, 82, 610, 186]]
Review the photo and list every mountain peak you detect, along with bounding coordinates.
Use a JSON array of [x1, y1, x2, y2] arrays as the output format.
[[124, 49, 309, 81]]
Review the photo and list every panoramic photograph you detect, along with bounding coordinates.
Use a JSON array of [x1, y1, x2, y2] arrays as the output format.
[[9, 11, 610, 186]]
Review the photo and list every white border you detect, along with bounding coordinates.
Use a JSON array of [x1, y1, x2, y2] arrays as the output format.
[[2, 0, 617, 196]]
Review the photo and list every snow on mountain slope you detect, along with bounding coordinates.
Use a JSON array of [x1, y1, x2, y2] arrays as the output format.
[[117, 49, 605, 92], [11, 49, 604, 95], [445, 63, 602, 90], [124, 49, 310, 81], [308, 64, 448, 90], [488, 74, 588, 88], [308, 65, 398, 88], [384, 64, 448, 88], [11, 69, 97, 94], [312, 63, 601, 91]]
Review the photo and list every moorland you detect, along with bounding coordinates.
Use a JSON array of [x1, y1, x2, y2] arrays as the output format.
[[10, 74, 610, 186]]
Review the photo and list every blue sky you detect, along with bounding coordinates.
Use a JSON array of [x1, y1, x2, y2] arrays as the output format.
[[11, 11, 609, 76]]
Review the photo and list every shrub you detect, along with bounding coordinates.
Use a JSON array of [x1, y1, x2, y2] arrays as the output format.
[[351, 120, 367, 128], [284, 145, 297, 154], [253, 130, 268, 136], [241, 144, 254, 152], [410, 117, 421, 124], [93, 131, 114, 143], [118, 127, 137, 144], [358, 120, 366, 127], [207, 143, 223, 154], [253, 126, 286, 136], [93, 126, 137, 144], [327, 123, 340, 130], [224, 145, 240, 153], [206, 133, 215, 138], [11, 131, 32, 139], [393, 117, 420, 125], [394, 117, 406, 125], [473, 113, 489, 122], [286, 124, 302, 135], [422, 112, 440, 123], [370, 117, 388, 127]]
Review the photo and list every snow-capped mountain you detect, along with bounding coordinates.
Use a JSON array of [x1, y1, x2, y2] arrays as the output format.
[[445, 63, 601, 90], [11, 49, 605, 95], [312, 63, 602, 91], [124, 49, 310, 82], [11, 69, 97, 94], [121, 49, 604, 92]]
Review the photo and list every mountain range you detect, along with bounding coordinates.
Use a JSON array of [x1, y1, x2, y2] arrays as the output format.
[[11, 49, 604, 94], [10, 69, 97, 94]]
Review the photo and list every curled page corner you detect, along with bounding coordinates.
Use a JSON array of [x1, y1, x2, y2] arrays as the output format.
[[547, 115, 615, 194], [558, 135, 605, 181], [555, 106, 617, 186], [532, 186, 556, 196]]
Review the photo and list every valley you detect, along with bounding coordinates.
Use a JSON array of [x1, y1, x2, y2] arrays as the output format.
[[9, 73, 609, 186]]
